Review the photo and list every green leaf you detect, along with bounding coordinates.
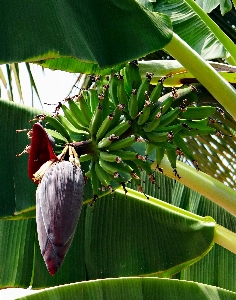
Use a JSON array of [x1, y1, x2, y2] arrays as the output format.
[[37, 58, 124, 75], [179, 191, 236, 292], [152, 0, 228, 59], [0, 0, 172, 68], [15, 278, 236, 299], [134, 171, 236, 293], [31, 189, 215, 287], [0, 219, 35, 288], [196, 0, 232, 15]]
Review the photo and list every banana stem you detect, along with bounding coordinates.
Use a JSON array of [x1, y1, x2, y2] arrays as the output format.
[[73, 140, 96, 156], [214, 224, 236, 254], [152, 156, 236, 216], [164, 33, 236, 120]]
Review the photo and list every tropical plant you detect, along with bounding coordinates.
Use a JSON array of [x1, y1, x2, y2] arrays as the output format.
[[1, 1, 236, 299]]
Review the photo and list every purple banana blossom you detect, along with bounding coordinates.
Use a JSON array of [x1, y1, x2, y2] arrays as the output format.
[[36, 160, 84, 275]]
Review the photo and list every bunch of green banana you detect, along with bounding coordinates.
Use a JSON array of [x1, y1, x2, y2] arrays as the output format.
[[33, 61, 230, 205]]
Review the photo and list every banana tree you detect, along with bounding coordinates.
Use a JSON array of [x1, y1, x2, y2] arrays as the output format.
[[1, 0, 236, 299]]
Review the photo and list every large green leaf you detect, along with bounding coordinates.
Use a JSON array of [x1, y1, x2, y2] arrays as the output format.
[[133, 172, 236, 293], [180, 189, 236, 293], [0, 186, 215, 288], [14, 278, 236, 299], [0, 0, 172, 68], [0, 219, 35, 288], [196, 0, 232, 15], [152, 0, 228, 59], [31, 188, 214, 288]]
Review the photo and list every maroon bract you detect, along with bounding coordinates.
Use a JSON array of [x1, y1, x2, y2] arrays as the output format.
[[36, 160, 84, 275], [28, 123, 57, 184]]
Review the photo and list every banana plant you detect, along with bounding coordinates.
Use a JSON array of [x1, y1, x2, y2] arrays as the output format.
[[1, 0, 236, 299]]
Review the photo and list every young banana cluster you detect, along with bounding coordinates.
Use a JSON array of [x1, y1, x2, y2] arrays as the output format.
[[39, 61, 227, 204]]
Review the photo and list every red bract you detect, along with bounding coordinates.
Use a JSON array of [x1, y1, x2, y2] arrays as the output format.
[[36, 160, 84, 276], [28, 123, 57, 183]]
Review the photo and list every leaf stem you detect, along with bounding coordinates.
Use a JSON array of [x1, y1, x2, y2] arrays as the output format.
[[164, 33, 236, 120], [184, 0, 236, 62], [152, 156, 236, 216], [214, 224, 236, 254]]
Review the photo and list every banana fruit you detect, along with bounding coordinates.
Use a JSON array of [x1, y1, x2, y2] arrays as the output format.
[[21, 62, 230, 206]]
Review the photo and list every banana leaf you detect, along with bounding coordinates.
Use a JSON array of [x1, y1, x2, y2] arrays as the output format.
[[7, 277, 236, 300], [0, 0, 172, 68]]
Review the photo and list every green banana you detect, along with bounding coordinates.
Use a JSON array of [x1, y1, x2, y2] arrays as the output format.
[[179, 106, 216, 119], [117, 75, 129, 111], [90, 160, 100, 202], [154, 123, 182, 134], [133, 158, 153, 175], [173, 133, 196, 163], [166, 148, 181, 178], [82, 89, 89, 102], [180, 118, 209, 130], [158, 107, 181, 128], [166, 148, 177, 169], [89, 103, 104, 140], [98, 158, 119, 178], [77, 94, 93, 123], [171, 86, 198, 107], [107, 135, 137, 150], [150, 81, 163, 103], [109, 74, 119, 108], [111, 160, 133, 174], [155, 146, 165, 166], [57, 114, 89, 141], [44, 128, 68, 144], [125, 160, 141, 178], [61, 103, 84, 130], [137, 96, 151, 125], [108, 105, 122, 131], [96, 113, 114, 141], [88, 88, 99, 114], [44, 115, 71, 142], [145, 142, 156, 156], [95, 160, 113, 188], [94, 75, 103, 94], [79, 154, 92, 162], [68, 98, 89, 128], [101, 85, 110, 120], [124, 61, 142, 95], [179, 127, 216, 137], [145, 131, 174, 143], [104, 120, 131, 139], [149, 95, 173, 121], [144, 111, 162, 132], [137, 72, 153, 111], [108, 149, 138, 161], [128, 89, 138, 119], [99, 151, 122, 163], [98, 134, 118, 149]]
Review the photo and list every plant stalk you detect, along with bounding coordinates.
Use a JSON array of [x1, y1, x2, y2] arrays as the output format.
[[214, 224, 236, 254], [164, 33, 236, 120], [184, 0, 236, 62], [152, 156, 236, 216]]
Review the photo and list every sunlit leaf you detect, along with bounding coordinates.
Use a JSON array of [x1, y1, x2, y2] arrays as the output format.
[[16, 278, 236, 300], [152, 0, 228, 59], [196, 0, 232, 15]]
